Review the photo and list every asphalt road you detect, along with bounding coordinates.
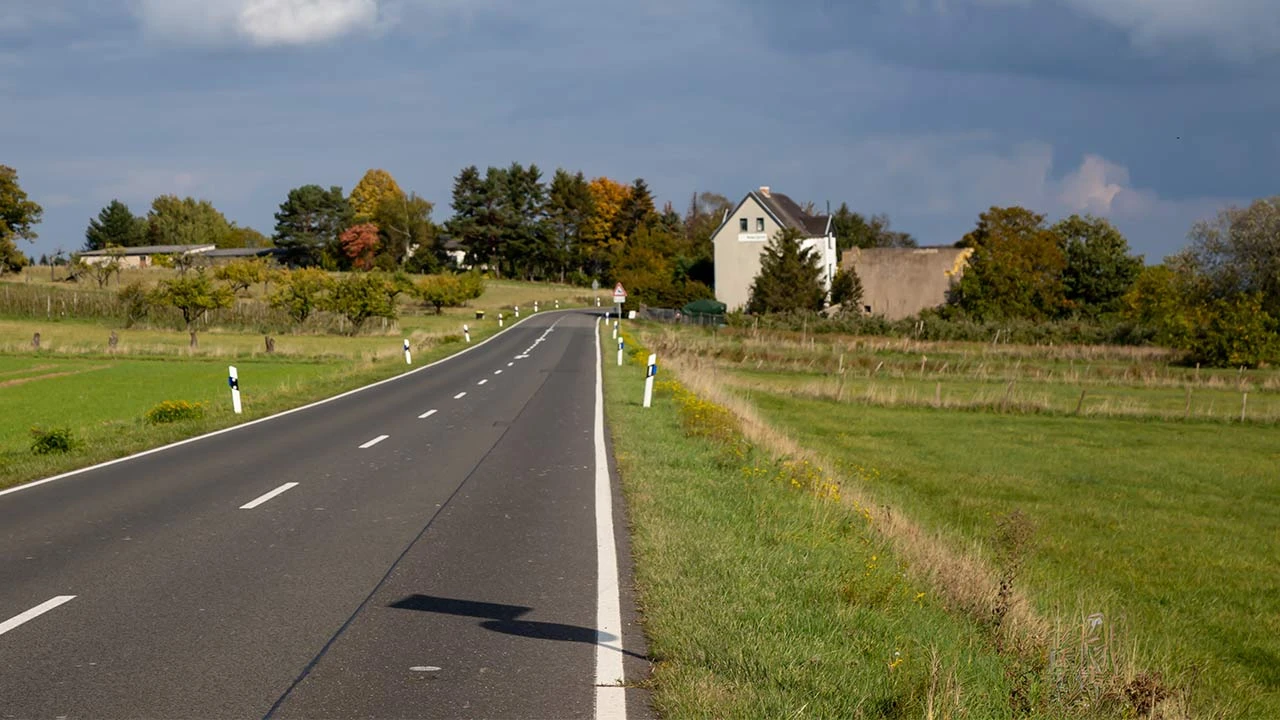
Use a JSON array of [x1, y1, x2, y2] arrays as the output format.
[[0, 310, 649, 719]]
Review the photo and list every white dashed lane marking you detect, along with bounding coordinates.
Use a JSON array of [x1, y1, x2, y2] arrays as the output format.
[[0, 596, 76, 638], [454, 392, 467, 400], [240, 482, 300, 510], [359, 435, 390, 450], [418, 409, 438, 419]]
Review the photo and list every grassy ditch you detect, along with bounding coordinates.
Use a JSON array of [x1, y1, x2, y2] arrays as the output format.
[[607, 326, 1043, 718]]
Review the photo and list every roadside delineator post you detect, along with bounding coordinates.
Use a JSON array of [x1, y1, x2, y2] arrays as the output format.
[[595, 297, 601, 307], [463, 324, 471, 343], [617, 338, 624, 367], [499, 313, 504, 328], [534, 301, 539, 313], [643, 354, 657, 408], [228, 366, 242, 414], [515, 305, 520, 318], [404, 339, 412, 365], [613, 320, 619, 340], [555, 299, 560, 309]]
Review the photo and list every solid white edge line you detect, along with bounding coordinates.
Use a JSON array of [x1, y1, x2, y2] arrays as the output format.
[[454, 392, 467, 400], [0, 310, 577, 500], [0, 595, 76, 637], [594, 317, 627, 720], [239, 482, 299, 510], [418, 409, 438, 419], [358, 435, 390, 449]]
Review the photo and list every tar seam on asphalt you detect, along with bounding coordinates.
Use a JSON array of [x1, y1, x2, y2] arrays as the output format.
[[261, 323, 575, 720]]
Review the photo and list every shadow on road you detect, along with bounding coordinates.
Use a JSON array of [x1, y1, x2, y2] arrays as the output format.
[[389, 594, 648, 660]]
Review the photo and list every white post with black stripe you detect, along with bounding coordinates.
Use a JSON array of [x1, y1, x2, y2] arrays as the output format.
[[534, 301, 539, 313], [499, 313, 504, 328], [617, 338, 624, 367], [555, 299, 560, 309], [515, 305, 520, 318], [463, 324, 471, 343], [643, 354, 657, 408], [403, 338, 412, 365], [228, 366, 242, 414]]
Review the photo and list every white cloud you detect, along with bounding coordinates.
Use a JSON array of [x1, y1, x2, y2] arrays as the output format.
[[1063, 0, 1280, 62], [132, 0, 381, 47], [956, 0, 1280, 62]]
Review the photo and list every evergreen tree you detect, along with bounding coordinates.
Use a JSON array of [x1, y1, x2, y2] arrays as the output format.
[[546, 169, 593, 281], [273, 185, 353, 267], [500, 162, 549, 279], [746, 227, 826, 314], [85, 200, 146, 250], [829, 266, 864, 309], [613, 177, 655, 240], [444, 166, 485, 266]]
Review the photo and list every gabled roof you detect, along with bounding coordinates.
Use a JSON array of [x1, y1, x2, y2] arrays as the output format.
[[202, 247, 282, 258], [756, 191, 830, 237], [79, 244, 215, 257], [711, 188, 831, 241]]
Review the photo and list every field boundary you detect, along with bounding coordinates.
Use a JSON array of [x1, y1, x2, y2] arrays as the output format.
[[0, 310, 571, 499]]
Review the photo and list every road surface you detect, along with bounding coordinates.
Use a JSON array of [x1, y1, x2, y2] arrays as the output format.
[[0, 311, 648, 719]]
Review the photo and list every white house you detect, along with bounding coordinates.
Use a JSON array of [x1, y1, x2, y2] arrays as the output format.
[[711, 187, 837, 311]]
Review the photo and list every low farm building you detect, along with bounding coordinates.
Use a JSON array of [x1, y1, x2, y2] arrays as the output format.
[[77, 244, 215, 268], [842, 246, 972, 319]]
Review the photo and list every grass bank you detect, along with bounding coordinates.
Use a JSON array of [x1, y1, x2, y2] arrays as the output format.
[[603, 326, 1098, 719]]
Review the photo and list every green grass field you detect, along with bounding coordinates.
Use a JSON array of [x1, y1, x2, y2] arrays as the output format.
[[0, 274, 594, 490], [633, 322, 1280, 718], [603, 327, 1023, 718]]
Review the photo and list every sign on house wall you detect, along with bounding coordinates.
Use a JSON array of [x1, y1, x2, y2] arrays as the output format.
[[738, 233, 768, 243]]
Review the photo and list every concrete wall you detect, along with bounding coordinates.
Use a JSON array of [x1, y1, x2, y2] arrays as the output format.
[[713, 195, 783, 311], [843, 247, 972, 320]]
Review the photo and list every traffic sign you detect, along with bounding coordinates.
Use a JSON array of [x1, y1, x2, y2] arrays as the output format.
[[613, 282, 627, 304]]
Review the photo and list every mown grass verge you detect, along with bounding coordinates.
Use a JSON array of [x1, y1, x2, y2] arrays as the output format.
[[603, 326, 1026, 718], [0, 324, 502, 491]]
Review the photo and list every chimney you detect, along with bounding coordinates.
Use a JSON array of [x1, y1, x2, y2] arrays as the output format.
[[759, 186, 771, 197]]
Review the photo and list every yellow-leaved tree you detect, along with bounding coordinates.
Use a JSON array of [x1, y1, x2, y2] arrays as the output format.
[[582, 177, 631, 279], [350, 169, 405, 223]]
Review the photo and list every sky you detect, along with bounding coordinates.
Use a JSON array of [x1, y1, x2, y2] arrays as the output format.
[[3, 0, 1278, 263]]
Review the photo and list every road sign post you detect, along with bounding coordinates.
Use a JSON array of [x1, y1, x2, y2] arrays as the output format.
[[612, 282, 626, 319]]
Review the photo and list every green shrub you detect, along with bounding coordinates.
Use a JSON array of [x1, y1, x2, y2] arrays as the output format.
[[145, 400, 207, 425], [30, 426, 74, 455]]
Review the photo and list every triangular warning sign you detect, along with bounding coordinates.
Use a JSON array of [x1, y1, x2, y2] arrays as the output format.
[[613, 283, 627, 297]]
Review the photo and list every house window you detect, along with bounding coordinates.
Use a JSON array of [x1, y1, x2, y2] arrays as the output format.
[[739, 218, 748, 232], [756, 218, 764, 232]]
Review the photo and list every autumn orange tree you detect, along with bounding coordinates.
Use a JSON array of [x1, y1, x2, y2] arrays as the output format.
[[340, 223, 380, 270]]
